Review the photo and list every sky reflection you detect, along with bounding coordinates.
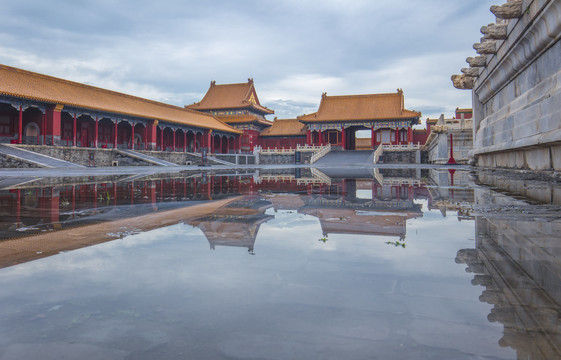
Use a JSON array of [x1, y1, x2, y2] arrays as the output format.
[[0, 170, 558, 359]]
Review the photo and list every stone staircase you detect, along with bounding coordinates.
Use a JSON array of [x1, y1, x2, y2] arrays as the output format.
[[0, 144, 84, 168], [116, 149, 178, 166]]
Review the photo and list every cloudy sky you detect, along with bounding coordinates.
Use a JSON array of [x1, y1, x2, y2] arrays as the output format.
[[0, 0, 497, 124]]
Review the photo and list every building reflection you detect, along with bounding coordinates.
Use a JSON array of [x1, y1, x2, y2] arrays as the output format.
[[187, 196, 274, 253], [0, 168, 451, 266], [456, 174, 561, 359]]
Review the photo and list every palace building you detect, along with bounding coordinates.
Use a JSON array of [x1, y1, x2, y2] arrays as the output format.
[[1, 64, 430, 161], [298, 90, 422, 150], [186, 79, 274, 152], [259, 118, 307, 149], [0, 65, 241, 153]]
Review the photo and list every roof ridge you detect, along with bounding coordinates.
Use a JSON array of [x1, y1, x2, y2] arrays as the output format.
[[324, 92, 400, 99], [212, 82, 253, 88], [243, 79, 254, 102]]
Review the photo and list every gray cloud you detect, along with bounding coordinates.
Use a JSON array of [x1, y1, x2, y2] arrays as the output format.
[[0, 0, 497, 120]]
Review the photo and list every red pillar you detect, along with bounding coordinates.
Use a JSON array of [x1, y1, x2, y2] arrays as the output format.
[[394, 127, 399, 145], [319, 130, 323, 146], [146, 121, 157, 150], [114, 120, 118, 148], [145, 124, 148, 150], [407, 127, 413, 144], [307, 130, 311, 146], [130, 122, 134, 149], [448, 134, 456, 164], [238, 136, 242, 153], [42, 113, 47, 145], [160, 127, 164, 151], [341, 127, 346, 150], [18, 105, 23, 144], [46, 104, 62, 146], [73, 113, 77, 147], [173, 129, 176, 152], [183, 131, 187, 152], [95, 116, 99, 148], [371, 126, 375, 149]]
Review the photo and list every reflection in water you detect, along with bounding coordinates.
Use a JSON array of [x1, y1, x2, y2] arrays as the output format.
[[0, 168, 443, 266], [0, 168, 560, 359], [456, 173, 561, 359]]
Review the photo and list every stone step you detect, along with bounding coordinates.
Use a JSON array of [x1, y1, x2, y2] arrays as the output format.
[[116, 149, 178, 166], [0, 144, 85, 168], [314, 150, 374, 165]]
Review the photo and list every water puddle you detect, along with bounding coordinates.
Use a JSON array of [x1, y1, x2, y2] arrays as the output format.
[[0, 167, 559, 359]]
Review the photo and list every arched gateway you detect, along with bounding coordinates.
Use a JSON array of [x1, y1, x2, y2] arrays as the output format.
[[298, 90, 421, 150]]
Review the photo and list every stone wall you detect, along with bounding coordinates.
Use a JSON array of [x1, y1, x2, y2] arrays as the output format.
[[459, 0, 561, 170], [259, 154, 295, 164], [20, 146, 152, 167], [136, 151, 202, 165], [214, 154, 256, 165], [381, 150, 420, 164], [426, 131, 473, 164], [0, 154, 40, 168]]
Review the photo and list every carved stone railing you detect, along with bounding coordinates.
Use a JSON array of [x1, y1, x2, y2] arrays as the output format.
[[310, 144, 331, 164], [373, 145, 383, 164], [259, 147, 296, 155], [310, 168, 331, 185], [382, 144, 421, 151], [296, 145, 325, 152]]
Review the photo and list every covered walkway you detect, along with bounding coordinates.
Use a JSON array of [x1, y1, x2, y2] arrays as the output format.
[[0, 65, 241, 154]]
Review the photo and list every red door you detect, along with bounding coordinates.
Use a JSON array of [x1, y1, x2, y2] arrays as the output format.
[[81, 126, 89, 147]]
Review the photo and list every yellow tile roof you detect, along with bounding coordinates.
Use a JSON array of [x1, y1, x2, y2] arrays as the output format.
[[0, 64, 240, 134], [186, 79, 274, 115], [298, 90, 421, 122], [260, 118, 307, 137]]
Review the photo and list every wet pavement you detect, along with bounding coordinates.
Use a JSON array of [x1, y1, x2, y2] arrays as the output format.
[[0, 166, 559, 359]]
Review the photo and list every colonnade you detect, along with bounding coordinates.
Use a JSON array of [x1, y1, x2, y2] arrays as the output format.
[[0, 100, 240, 154]]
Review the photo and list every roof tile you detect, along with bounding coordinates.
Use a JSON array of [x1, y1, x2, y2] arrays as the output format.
[[298, 91, 421, 122], [260, 118, 307, 136], [0, 65, 240, 133], [187, 80, 274, 114]]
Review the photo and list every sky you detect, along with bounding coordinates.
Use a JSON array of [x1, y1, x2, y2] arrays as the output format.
[[0, 0, 497, 125]]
